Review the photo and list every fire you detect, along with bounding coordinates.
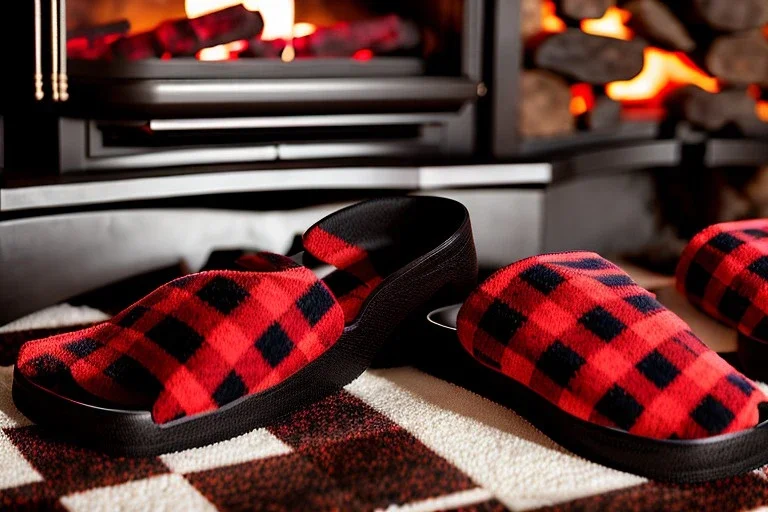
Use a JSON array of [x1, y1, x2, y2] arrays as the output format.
[[607, 48, 719, 101], [581, 7, 632, 40], [541, 1, 566, 33], [570, 7, 720, 102], [570, 83, 595, 115], [186, 0, 316, 61], [538, 5, 722, 104], [758, 101, 768, 122]]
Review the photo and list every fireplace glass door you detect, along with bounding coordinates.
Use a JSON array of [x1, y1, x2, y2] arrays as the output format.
[[66, 0, 465, 79]]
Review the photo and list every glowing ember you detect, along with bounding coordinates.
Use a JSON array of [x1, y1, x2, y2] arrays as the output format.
[[570, 83, 595, 115], [292, 22, 317, 39], [198, 45, 232, 61], [353, 49, 374, 61], [541, 1, 566, 33], [606, 48, 719, 101], [758, 101, 768, 122], [581, 7, 632, 40]]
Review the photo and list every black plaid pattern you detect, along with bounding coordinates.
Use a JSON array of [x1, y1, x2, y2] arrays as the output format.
[[677, 220, 768, 344], [478, 300, 527, 345], [728, 374, 755, 396], [535, 341, 585, 388], [692, 395, 735, 435], [595, 385, 644, 431], [743, 229, 768, 239], [16, 251, 347, 425], [255, 323, 295, 368], [749, 256, 768, 280], [212, 371, 247, 406], [64, 338, 101, 358], [520, 264, 565, 295], [625, 295, 664, 314], [579, 307, 626, 342], [196, 276, 250, 314], [708, 233, 744, 253], [104, 355, 164, 397], [116, 306, 149, 328], [596, 274, 635, 287], [719, 288, 751, 323], [636, 350, 680, 389], [684, 262, 711, 299], [145, 316, 205, 363], [555, 258, 611, 270], [297, 282, 336, 326], [460, 251, 767, 440]]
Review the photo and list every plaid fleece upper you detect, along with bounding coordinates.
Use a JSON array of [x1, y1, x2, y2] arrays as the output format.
[[15, 205, 400, 425], [676, 219, 768, 343], [457, 251, 766, 440], [17, 253, 345, 424]]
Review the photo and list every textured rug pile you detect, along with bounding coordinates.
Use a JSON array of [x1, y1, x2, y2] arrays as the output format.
[[2, 265, 768, 511]]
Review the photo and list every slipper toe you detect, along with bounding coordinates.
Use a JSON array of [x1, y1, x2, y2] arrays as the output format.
[[16, 252, 345, 424]]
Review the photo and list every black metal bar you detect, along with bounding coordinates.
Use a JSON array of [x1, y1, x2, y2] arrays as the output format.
[[491, 0, 522, 158]]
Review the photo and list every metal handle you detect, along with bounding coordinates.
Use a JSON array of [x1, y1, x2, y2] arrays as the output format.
[[51, 0, 59, 101], [33, 0, 44, 100], [58, 0, 68, 101], [50, 0, 68, 102]]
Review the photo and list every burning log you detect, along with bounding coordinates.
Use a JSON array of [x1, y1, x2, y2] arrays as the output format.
[[583, 95, 622, 130], [624, 0, 695, 52], [520, 70, 575, 137], [67, 20, 131, 60], [244, 15, 420, 59], [534, 29, 646, 84], [110, 5, 264, 60], [68, 20, 131, 42], [522, 0, 543, 41], [295, 15, 419, 57], [706, 31, 768, 86], [666, 85, 766, 136], [557, 0, 615, 20], [692, 0, 768, 32]]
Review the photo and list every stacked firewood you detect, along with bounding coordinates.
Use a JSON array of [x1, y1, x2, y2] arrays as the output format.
[[520, 0, 768, 138]]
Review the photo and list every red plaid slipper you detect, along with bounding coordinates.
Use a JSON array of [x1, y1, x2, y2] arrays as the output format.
[[12, 196, 477, 455], [676, 219, 768, 381], [426, 252, 768, 483]]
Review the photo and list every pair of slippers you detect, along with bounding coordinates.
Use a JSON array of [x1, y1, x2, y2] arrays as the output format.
[[10, 197, 768, 483]]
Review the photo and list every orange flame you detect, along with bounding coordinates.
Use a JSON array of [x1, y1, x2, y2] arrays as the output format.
[[570, 83, 595, 115], [571, 7, 720, 102], [581, 7, 632, 40], [186, 0, 315, 61], [541, 1, 566, 33], [607, 48, 719, 101], [758, 101, 768, 122]]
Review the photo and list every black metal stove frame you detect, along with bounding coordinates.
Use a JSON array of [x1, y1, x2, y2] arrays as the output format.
[[1, 0, 767, 183], [2, 0, 484, 174]]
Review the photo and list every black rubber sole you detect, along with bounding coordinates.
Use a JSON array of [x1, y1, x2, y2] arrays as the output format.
[[421, 306, 768, 483], [12, 199, 478, 457]]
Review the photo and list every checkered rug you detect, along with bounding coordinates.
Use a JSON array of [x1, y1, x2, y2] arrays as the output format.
[[3, 268, 768, 511]]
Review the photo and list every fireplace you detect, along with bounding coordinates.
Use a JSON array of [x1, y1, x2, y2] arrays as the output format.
[[489, 0, 768, 159], [4, 0, 483, 173], [2, 0, 767, 181]]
